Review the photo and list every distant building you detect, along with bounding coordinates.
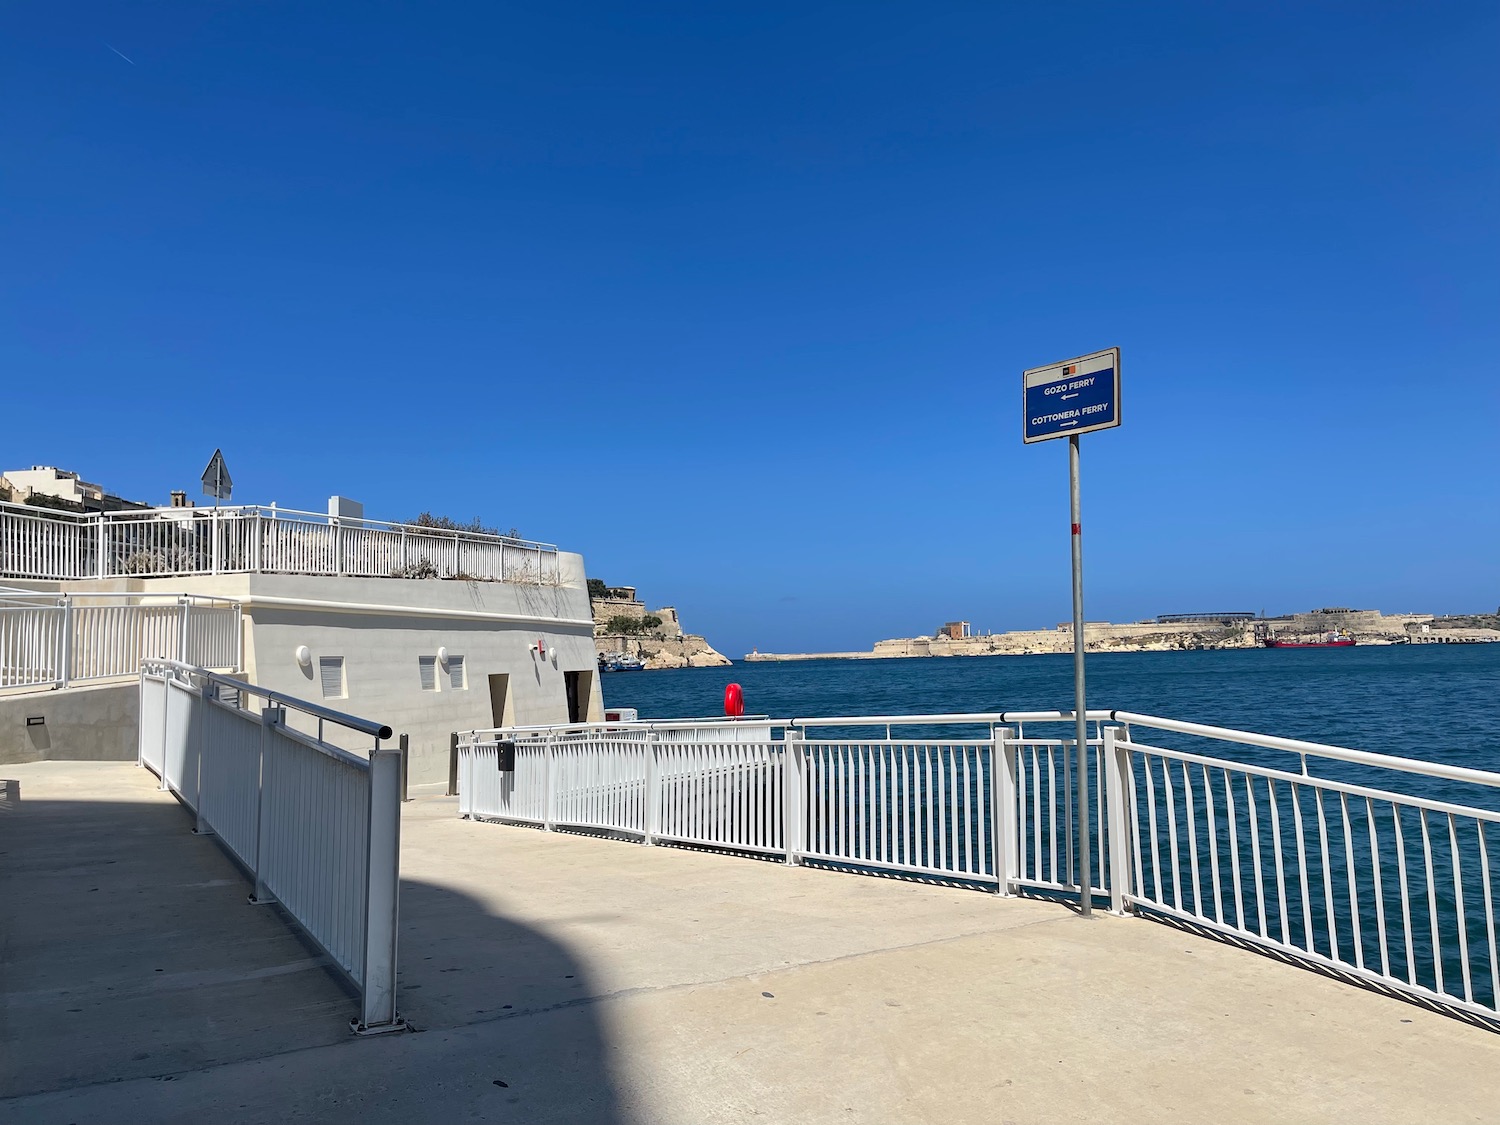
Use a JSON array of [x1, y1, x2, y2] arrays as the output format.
[[940, 621, 971, 639], [4, 466, 104, 506], [1, 465, 148, 513]]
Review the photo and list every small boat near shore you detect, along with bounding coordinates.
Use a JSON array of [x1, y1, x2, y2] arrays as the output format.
[[598, 651, 646, 672]]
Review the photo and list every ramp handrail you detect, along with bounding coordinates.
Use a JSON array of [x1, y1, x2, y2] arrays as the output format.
[[149, 658, 393, 739], [139, 658, 403, 1034]]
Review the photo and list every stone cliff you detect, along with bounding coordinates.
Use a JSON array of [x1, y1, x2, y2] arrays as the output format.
[[590, 587, 731, 669]]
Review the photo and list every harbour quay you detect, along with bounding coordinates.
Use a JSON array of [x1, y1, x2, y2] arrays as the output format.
[[4, 757, 1498, 1124]]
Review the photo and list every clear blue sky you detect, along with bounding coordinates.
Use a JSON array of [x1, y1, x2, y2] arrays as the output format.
[[3, 3, 1496, 657]]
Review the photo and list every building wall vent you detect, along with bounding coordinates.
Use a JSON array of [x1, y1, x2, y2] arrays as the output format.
[[448, 655, 466, 690], [319, 656, 346, 699], [419, 655, 438, 692]]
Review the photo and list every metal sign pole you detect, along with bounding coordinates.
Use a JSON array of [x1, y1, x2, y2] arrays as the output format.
[[1021, 344, 1118, 920], [1069, 434, 1091, 916]]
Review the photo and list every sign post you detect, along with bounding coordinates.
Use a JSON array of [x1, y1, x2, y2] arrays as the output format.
[[1023, 347, 1120, 916]]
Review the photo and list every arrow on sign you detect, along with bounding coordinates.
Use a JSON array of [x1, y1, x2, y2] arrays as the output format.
[[1061, 393, 1078, 400]]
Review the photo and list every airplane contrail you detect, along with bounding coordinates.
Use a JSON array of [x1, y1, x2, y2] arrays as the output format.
[[106, 43, 136, 65]]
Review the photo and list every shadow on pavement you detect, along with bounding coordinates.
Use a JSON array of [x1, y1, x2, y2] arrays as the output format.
[[0, 769, 628, 1125]]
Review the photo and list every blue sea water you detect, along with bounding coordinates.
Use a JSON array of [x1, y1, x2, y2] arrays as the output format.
[[607, 644, 1499, 772]]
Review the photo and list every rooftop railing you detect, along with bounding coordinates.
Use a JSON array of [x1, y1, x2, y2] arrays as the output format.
[[457, 710, 1500, 1028], [0, 500, 562, 585]]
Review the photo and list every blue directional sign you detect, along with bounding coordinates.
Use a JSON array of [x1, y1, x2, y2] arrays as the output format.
[[1022, 347, 1121, 443]]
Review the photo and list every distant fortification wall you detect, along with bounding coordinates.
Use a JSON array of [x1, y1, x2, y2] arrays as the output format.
[[591, 596, 684, 638], [591, 586, 724, 667], [756, 608, 1446, 662]]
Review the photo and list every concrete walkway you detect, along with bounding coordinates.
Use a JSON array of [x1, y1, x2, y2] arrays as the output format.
[[4, 761, 1499, 1123]]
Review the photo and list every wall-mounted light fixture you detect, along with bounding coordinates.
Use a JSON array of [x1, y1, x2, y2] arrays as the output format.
[[437, 646, 449, 666], [295, 645, 312, 669]]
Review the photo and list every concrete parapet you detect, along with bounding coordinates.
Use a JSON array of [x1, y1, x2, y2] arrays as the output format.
[[0, 682, 139, 765]]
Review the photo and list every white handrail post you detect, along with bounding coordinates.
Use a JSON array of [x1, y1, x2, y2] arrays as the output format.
[[783, 729, 804, 866], [159, 668, 174, 792], [644, 733, 661, 846], [357, 741, 404, 1033], [96, 516, 107, 578], [996, 732, 1020, 900], [334, 517, 345, 578], [544, 735, 556, 831], [994, 726, 1019, 895], [210, 508, 221, 575], [177, 597, 190, 666], [192, 678, 211, 835], [1104, 725, 1133, 915], [250, 705, 282, 905], [136, 667, 147, 767], [58, 595, 72, 690]]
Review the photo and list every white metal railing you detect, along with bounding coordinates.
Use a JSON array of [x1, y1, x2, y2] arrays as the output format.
[[794, 736, 993, 880], [139, 658, 404, 1034], [0, 500, 562, 585], [790, 712, 1112, 893], [458, 720, 784, 853], [1108, 711, 1500, 1024], [457, 709, 1500, 1026], [1010, 735, 1110, 898], [0, 590, 241, 690], [461, 716, 1027, 882]]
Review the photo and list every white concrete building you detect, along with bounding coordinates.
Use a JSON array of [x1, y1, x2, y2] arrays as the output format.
[[0, 497, 604, 783]]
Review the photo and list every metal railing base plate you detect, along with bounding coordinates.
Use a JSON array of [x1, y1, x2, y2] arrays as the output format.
[[350, 1015, 409, 1037]]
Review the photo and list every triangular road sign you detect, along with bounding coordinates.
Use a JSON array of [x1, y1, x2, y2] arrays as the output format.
[[201, 449, 233, 501]]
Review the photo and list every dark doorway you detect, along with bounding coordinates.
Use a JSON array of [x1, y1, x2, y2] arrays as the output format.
[[564, 670, 593, 723]]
